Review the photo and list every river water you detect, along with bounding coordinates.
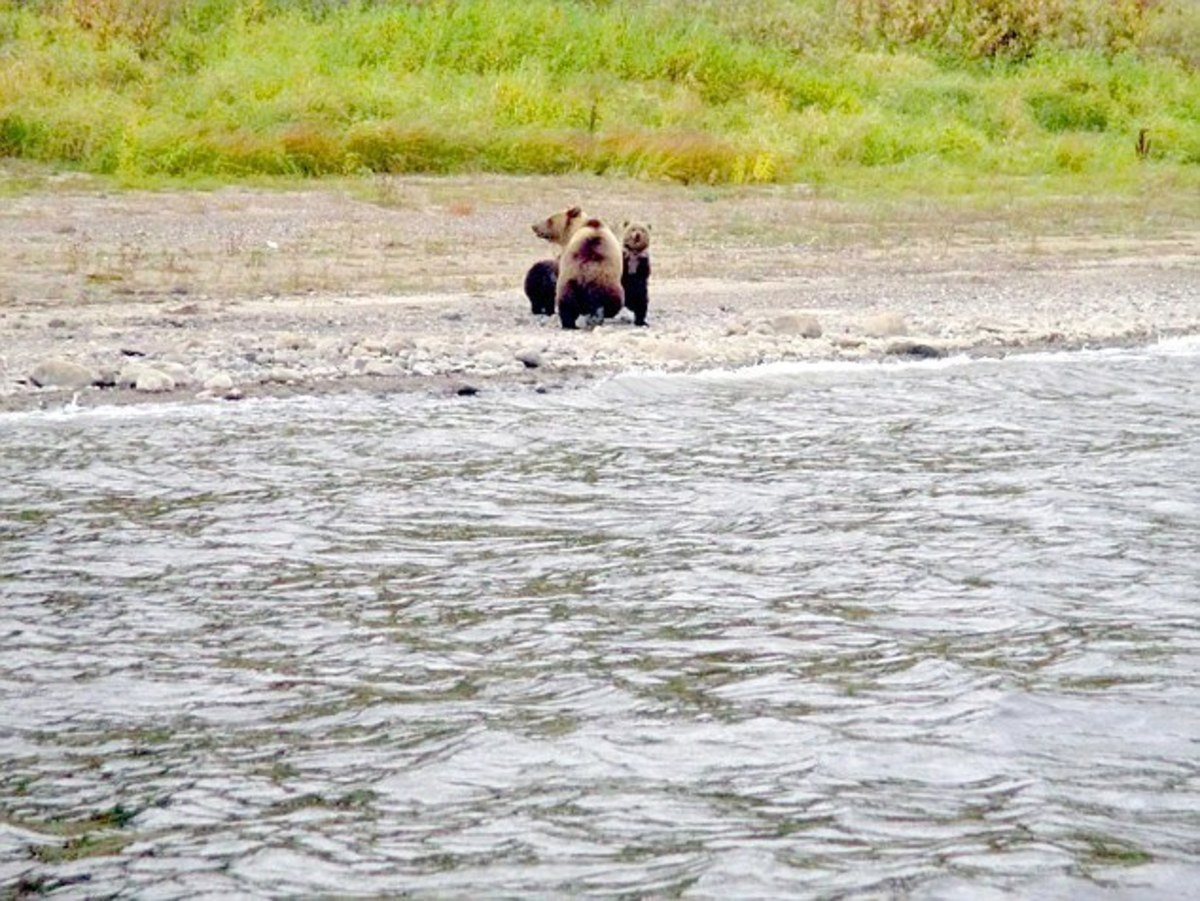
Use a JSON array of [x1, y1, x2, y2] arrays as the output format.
[[2, 340, 1198, 898]]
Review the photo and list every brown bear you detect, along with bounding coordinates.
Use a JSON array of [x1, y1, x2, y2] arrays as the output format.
[[619, 221, 651, 327], [531, 206, 624, 329]]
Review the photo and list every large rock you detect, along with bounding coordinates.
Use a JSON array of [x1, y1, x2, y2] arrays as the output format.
[[266, 367, 302, 384], [769, 313, 823, 338], [275, 332, 312, 351], [155, 360, 192, 386], [472, 350, 509, 370], [886, 340, 947, 359], [116, 364, 147, 389], [135, 369, 176, 393], [30, 358, 98, 389], [861, 312, 909, 338], [363, 360, 402, 377], [203, 371, 234, 392], [381, 333, 414, 355], [356, 336, 389, 355], [516, 349, 542, 369]]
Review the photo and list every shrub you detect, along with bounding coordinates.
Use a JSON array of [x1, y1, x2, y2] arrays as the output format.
[[1028, 90, 1110, 132], [0, 0, 1196, 185]]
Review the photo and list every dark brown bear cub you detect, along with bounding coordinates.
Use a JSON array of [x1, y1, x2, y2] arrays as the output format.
[[524, 259, 558, 316], [620, 221, 652, 327]]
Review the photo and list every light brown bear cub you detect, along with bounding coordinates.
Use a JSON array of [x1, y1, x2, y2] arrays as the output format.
[[531, 206, 624, 330], [619, 221, 651, 327]]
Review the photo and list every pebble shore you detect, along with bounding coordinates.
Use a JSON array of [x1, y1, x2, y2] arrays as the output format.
[[2, 178, 1197, 412]]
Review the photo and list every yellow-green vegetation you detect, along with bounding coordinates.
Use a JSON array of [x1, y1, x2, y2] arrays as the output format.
[[0, 0, 1197, 190]]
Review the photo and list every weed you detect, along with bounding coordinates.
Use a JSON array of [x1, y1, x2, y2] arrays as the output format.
[[1135, 127, 1151, 160], [29, 832, 132, 863], [1071, 831, 1153, 866]]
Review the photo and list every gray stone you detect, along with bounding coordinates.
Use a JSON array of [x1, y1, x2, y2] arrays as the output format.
[[516, 349, 542, 369], [156, 361, 192, 386], [275, 332, 312, 351], [473, 350, 509, 369], [886, 340, 946, 359], [30, 358, 97, 389], [769, 313, 823, 338], [862, 312, 908, 338], [358, 336, 390, 354], [363, 360, 401, 377], [382, 333, 414, 355], [266, 367, 302, 383], [203, 372, 234, 392], [116, 365, 144, 389], [94, 367, 120, 388], [135, 369, 176, 393]]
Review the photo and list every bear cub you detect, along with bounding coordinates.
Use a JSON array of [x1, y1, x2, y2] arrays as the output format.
[[619, 221, 652, 327], [530, 206, 624, 329], [523, 258, 558, 316]]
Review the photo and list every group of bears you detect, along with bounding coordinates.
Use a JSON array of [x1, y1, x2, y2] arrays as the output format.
[[523, 206, 652, 330]]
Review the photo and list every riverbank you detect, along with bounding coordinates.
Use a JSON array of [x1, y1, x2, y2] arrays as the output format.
[[2, 174, 1197, 413]]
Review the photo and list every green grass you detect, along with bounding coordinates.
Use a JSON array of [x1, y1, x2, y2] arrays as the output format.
[[0, 0, 1197, 190]]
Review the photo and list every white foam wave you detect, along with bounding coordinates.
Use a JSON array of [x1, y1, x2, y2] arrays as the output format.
[[598, 333, 1200, 394], [1148, 333, 1200, 356]]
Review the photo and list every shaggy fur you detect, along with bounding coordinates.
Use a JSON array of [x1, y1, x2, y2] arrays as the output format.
[[523, 258, 559, 316], [619, 221, 652, 327], [531, 207, 624, 329]]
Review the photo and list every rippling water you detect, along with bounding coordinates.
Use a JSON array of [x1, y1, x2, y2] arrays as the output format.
[[2, 341, 1199, 898]]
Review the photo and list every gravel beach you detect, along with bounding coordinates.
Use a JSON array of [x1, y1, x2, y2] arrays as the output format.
[[2, 174, 1197, 413]]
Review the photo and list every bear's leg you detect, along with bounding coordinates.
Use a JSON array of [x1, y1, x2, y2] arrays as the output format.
[[625, 293, 648, 326], [636, 302, 649, 327], [558, 281, 582, 329], [588, 284, 624, 325]]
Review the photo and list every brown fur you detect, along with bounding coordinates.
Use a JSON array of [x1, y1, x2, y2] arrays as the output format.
[[533, 207, 623, 329], [620, 220, 652, 327], [531, 205, 585, 247], [621, 220, 650, 255]]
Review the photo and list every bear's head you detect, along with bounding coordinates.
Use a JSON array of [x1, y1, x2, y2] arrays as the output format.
[[620, 221, 651, 254], [532, 206, 584, 244]]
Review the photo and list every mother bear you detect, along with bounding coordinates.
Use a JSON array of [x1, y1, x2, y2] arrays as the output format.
[[531, 206, 624, 329]]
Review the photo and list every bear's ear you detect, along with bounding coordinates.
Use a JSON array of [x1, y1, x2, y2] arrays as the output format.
[[567, 205, 582, 218]]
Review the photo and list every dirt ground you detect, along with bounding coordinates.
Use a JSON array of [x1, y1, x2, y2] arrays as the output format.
[[2, 172, 1198, 413]]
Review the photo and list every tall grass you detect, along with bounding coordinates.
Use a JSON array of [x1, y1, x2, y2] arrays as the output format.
[[0, 0, 1197, 188]]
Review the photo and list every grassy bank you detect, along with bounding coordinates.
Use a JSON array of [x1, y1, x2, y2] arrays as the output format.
[[1, 0, 1198, 192]]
